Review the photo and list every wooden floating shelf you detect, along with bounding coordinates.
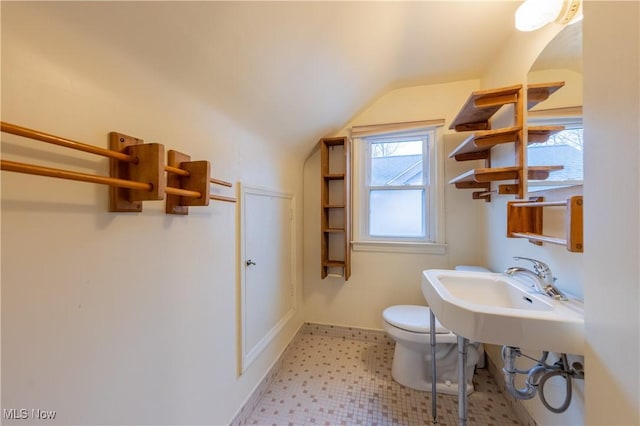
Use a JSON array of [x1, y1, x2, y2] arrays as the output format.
[[449, 85, 522, 131], [527, 81, 566, 110], [322, 137, 348, 147], [528, 125, 565, 143], [449, 126, 520, 160], [323, 173, 345, 180], [507, 195, 583, 252], [323, 227, 345, 233], [449, 125, 566, 161], [449, 82, 566, 132], [510, 232, 568, 246], [449, 165, 564, 187]]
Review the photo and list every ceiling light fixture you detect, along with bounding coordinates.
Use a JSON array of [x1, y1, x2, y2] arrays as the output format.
[[515, 0, 583, 32]]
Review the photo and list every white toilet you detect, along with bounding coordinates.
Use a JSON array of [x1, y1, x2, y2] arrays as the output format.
[[382, 266, 487, 395]]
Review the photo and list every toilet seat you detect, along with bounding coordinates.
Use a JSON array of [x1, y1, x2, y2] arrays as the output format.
[[382, 305, 449, 334]]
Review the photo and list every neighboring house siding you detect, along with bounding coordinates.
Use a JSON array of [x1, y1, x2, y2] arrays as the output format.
[[372, 154, 423, 186], [529, 145, 583, 181]]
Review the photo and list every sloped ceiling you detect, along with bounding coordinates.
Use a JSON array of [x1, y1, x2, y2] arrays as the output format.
[[3, 1, 521, 154], [530, 21, 582, 73]]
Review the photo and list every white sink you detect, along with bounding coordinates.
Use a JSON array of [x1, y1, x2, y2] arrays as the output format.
[[421, 269, 584, 355]]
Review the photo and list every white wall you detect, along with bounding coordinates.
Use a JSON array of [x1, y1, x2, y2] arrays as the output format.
[[1, 5, 304, 425], [4, 3, 638, 426], [480, 2, 640, 425], [583, 2, 639, 424], [480, 20, 584, 296], [480, 19, 588, 426], [528, 68, 583, 111], [302, 80, 487, 329]]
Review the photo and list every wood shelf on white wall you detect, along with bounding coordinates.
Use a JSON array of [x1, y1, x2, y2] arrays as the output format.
[[507, 195, 584, 252], [447, 82, 567, 202], [448, 126, 565, 161], [449, 165, 564, 187], [320, 137, 351, 280]]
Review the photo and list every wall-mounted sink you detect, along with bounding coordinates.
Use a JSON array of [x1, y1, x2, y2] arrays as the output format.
[[421, 269, 584, 355]]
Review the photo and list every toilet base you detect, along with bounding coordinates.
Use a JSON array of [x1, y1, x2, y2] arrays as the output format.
[[390, 340, 478, 395]]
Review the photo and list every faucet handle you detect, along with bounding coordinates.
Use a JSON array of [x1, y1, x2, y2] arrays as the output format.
[[512, 256, 551, 276]]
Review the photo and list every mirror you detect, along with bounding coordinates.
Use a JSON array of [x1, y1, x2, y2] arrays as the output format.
[[527, 22, 583, 192]]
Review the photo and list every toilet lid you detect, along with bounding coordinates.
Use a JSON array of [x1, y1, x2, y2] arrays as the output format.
[[383, 305, 450, 334]]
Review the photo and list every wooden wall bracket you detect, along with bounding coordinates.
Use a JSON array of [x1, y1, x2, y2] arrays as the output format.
[[472, 183, 492, 202], [499, 184, 519, 195], [109, 132, 142, 212], [109, 132, 165, 212], [165, 150, 211, 215], [180, 161, 211, 206], [128, 143, 165, 201], [166, 150, 190, 215], [566, 196, 584, 252]]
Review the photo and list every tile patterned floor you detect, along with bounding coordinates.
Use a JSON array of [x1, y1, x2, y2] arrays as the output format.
[[244, 325, 522, 426]]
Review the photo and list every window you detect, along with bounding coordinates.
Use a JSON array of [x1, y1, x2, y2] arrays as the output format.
[[352, 121, 445, 254], [528, 116, 583, 190]]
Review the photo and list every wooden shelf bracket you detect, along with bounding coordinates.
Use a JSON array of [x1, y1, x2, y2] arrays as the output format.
[[109, 132, 165, 212]]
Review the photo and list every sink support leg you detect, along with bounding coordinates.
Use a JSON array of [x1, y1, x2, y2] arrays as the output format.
[[430, 309, 437, 424], [457, 336, 468, 426]]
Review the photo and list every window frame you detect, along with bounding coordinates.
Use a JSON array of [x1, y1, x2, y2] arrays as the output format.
[[351, 125, 446, 254]]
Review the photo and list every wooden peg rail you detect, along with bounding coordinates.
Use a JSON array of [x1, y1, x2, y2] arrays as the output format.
[[0, 122, 236, 215]]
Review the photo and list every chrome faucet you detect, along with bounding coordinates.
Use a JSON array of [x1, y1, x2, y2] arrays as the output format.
[[504, 256, 566, 300]]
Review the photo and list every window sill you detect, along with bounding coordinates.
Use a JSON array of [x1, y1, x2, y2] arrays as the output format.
[[351, 240, 447, 255]]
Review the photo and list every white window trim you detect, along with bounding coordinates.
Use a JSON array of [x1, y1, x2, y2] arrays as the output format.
[[351, 123, 447, 255]]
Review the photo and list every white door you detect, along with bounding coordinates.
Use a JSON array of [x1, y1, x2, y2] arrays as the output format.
[[240, 184, 295, 372]]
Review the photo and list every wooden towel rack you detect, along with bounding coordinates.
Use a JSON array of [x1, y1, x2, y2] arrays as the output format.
[[507, 195, 583, 252], [0, 122, 236, 214]]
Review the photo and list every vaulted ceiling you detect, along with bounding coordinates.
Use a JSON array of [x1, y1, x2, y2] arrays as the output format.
[[3, 1, 522, 153]]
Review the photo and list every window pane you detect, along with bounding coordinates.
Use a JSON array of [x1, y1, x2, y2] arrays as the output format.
[[371, 140, 423, 186], [528, 128, 583, 181], [369, 189, 424, 237]]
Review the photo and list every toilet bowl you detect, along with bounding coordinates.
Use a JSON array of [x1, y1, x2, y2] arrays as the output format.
[[382, 305, 480, 395], [382, 265, 488, 395]]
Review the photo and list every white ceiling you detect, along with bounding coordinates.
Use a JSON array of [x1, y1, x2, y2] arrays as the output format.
[[4, 1, 523, 154]]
